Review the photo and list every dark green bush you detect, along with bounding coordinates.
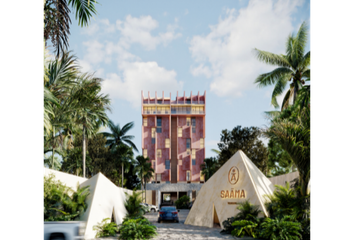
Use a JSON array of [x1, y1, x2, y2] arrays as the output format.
[[118, 218, 157, 240], [124, 190, 145, 218], [221, 200, 261, 234], [231, 220, 258, 238], [44, 174, 90, 221], [259, 216, 302, 240], [93, 218, 118, 238], [175, 195, 190, 209]]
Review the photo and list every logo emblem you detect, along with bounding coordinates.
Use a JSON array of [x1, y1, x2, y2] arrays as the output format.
[[228, 166, 239, 185]]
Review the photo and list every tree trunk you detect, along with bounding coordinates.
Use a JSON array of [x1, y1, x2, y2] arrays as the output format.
[[83, 126, 86, 178], [122, 163, 124, 188], [141, 174, 144, 201]]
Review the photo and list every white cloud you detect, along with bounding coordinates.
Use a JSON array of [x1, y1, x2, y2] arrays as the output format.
[[189, 0, 303, 97], [191, 64, 212, 78], [81, 23, 100, 35], [116, 15, 181, 50], [185, 9, 189, 15], [102, 61, 184, 107], [82, 40, 106, 64]]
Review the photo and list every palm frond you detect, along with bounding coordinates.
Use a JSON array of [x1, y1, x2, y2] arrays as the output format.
[[254, 67, 293, 88], [271, 75, 289, 108], [254, 49, 291, 68], [292, 21, 309, 68], [281, 88, 292, 111], [68, 0, 98, 27]]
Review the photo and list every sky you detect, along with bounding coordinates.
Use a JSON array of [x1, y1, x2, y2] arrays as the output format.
[[63, 0, 310, 158]]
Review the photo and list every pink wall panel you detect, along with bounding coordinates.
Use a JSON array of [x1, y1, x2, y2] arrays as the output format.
[[161, 169, 169, 182], [147, 116, 155, 127]]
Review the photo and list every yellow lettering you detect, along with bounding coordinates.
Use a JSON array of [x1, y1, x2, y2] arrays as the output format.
[[221, 190, 225, 198], [235, 190, 240, 198], [225, 190, 229, 198], [230, 189, 234, 198], [240, 190, 245, 198]]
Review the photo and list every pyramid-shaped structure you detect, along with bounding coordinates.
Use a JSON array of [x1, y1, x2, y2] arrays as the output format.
[[184, 150, 275, 229], [44, 169, 132, 239]]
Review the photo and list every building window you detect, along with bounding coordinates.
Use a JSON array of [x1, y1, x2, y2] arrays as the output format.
[[152, 160, 155, 169], [192, 159, 196, 166], [165, 138, 170, 148], [152, 138, 155, 144], [157, 117, 162, 133], [186, 170, 191, 182], [165, 160, 170, 169], [178, 127, 182, 137], [157, 149, 162, 158], [157, 174, 161, 182], [186, 138, 191, 149], [200, 138, 204, 148], [143, 118, 147, 126], [186, 117, 191, 126], [192, 117, 196, 133], [187, 149, 190, 155], [143, 149, 147, 158], [192, 149, 196, 159]]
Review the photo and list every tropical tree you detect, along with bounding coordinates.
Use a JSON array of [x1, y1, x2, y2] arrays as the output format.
[[101, 120, 138, 187], [44, 0, 99, 57], [265, 105, 310, 196], [200, 157, 220, 181], [135, 155, 154, 203], [254, 21, 310, 109], [70, 74, 111, 178]]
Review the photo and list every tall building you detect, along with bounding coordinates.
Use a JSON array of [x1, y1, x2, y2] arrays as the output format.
[[142, 91, 206, 207]]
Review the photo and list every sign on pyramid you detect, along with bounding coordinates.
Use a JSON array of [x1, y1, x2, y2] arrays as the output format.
[[184, 150, 275, 228]]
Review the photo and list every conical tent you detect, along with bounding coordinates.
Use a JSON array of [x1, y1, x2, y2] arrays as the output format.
[[44, 169, 132, 239], [184, 150, 275, 228]]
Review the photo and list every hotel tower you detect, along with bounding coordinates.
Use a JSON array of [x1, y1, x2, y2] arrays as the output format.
[[142, 91, 206, 207]]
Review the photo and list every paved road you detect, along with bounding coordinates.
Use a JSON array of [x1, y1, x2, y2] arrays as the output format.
[[91, 210, 234, 239], [144, 210, 235, 240]]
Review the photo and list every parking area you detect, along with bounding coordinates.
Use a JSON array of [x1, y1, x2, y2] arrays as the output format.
[[144, 210, 235, 240]]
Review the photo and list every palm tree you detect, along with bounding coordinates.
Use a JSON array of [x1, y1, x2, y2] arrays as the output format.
[[44, 0, 98, 57], [135, 155, 154, 202], [254, 21, 310, 109], [70, 74, 111, 178], [111, 144, 135, 187], [101, 120, 138, 187], [265, 106, 310, 196]]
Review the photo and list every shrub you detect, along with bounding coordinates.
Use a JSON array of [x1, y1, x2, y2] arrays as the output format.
[[231, 220, 258, 238], [44, 174, 90, 221], [175, 195, 190, 209], [124, 190, 145, 218], [221, 200, 261, 234], [93, 218, 118, 238], [220, 216, 236, 234], [118, 218, 157, 240], [259, 216, 302, 240]]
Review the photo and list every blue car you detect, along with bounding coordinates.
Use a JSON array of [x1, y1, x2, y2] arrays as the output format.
[[157, 206, 180, 223]]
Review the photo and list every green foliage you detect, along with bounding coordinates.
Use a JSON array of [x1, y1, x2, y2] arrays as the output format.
[[231, 220, 258, 238], [265, 183, 297, 219], [234, 200, 262, 221], [118, 218, 157, 240], [259, 216, 302, 240], [267, 138, 295, 177], [124, 191, 145, 219], [221, 200, 261, 234], [175, 195, 190, 209], [44, 174, 89, 221], [200, 157, 220, 181], [217, 126, 268, 173], [93, 218, 118, 238]]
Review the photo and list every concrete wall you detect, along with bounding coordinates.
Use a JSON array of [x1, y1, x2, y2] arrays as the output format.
[[269, 171, 299, 187]]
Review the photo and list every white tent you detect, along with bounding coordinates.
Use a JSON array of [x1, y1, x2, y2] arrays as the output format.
[[44, 169, 132, 239], [184, 150, 275, 229]]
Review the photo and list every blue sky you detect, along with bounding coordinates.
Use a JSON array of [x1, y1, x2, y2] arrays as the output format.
[[63, 0, 310, 158]]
